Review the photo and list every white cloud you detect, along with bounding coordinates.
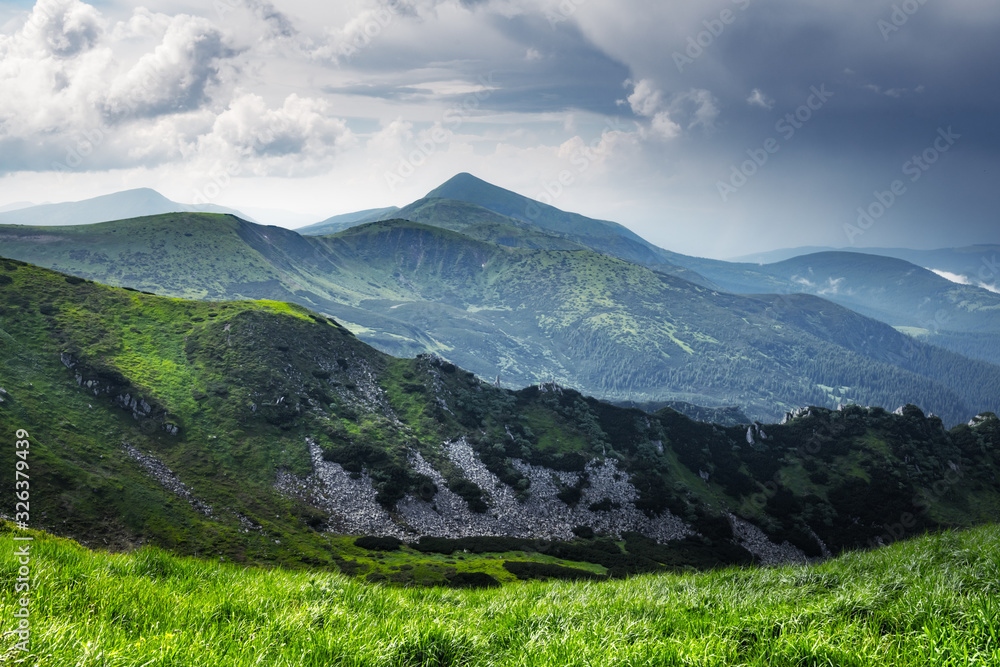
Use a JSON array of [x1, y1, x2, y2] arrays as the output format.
[[650, 112, 681, 140], [623, 80, 718, 138], [104, 14, 235, 120], [22, 0, 104, 57], [930, 268, 972, 285], [625, 78, 663, 117], [679, 88, 719, 131], [817, 276, 844, 295], [930, 268, 1000, 293], [747, 88, 774, 109], [198, 93, 354, 175]]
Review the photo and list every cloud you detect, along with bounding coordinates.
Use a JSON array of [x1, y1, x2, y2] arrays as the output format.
[[817, 276, 844, 295], [104, 14, 236, 120], [649, 112, 681, 140], [626, 78, 664, 117], [747, 88, 775, 109], [624, 79, 680, 139], [21, 0, 104, 57], [623, 80, 717, 137], [678, 88, 719, 130], [198, 93, 354, 175], [929, 269, 1000, 293], [242, 0, 297, 39], [930, 269, 972, 285]]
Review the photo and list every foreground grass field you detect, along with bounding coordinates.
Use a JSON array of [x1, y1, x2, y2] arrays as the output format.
[[2, 522, 998, 666]]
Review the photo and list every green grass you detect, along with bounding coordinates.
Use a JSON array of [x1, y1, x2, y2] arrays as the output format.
[[2, 522, 999, 665]]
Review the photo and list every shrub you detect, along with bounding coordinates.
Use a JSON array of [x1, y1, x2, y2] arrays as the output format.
[[447, 572, 500, 588], [502, 561, 604, 581], [354, 536, 403, 551]]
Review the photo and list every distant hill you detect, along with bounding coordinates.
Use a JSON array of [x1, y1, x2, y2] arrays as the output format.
[[732, 245, 1000, 290], [760, 252, 1000, 331], [0, 201, 35, 213], [674, 251, 1000, 366], [296, 206, 401, 236], [0, 188, 254, 226], [376, 174, 1000, 364], [2, 213, 1000, 424]]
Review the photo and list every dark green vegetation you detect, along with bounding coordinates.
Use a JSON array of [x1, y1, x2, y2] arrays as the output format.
[[2, 258, 1000, 574], [3, 522, 999, 665], [3, 207, 1000, 424]]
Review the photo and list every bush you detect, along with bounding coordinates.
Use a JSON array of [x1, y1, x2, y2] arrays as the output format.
[[502, 561, 604, 581], [447, 571, 500, 588], [354, 536, 403, 551]]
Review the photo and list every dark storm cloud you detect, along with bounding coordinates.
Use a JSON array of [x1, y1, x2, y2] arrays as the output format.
[[626, 0, 1000, 249], [336, 11, 630, 117], [467, 15, 631, 116]]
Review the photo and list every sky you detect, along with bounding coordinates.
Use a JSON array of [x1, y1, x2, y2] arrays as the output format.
[[0, 0, 997, 259]]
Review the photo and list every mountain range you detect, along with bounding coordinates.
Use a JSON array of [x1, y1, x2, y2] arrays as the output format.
[[2, 258, 998, 575], [3, 211, 1000, 424], [292, 175, 1000, 365], [2, 173, 998, 425]]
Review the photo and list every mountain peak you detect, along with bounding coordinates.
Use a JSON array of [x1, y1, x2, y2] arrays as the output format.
[[425, 172, 519, 204]]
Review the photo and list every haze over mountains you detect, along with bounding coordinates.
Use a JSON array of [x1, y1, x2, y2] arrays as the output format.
[[733, 245, 1000, 289], [2, 173, 999, 426], [0, 188, 254, 226]]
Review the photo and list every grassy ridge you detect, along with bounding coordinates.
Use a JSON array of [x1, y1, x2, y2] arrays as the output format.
[[5, 214, 1000, 424], [2, 522, 998, 665]]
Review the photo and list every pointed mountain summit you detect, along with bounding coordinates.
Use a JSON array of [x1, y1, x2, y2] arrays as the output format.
[[426, 172, 654, 246], [415, 173, 716, 286], [0, 188, 254, 226]]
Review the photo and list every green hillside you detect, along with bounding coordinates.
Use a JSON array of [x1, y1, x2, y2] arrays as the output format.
[[2, 216, 1000, 424], [2, 522, 999, 665], [410, 174, 1000, 363], [388, 198, 590, 251], [2, 259, 1000, 572]]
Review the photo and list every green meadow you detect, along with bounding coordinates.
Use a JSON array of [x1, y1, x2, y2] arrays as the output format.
[[2, 522, 998, 666]]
